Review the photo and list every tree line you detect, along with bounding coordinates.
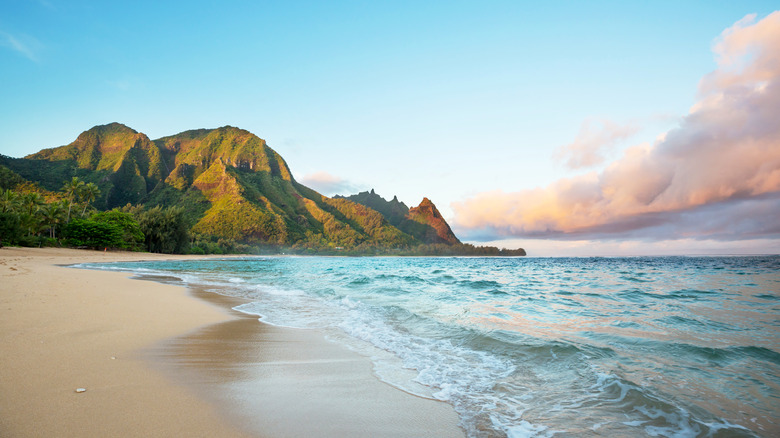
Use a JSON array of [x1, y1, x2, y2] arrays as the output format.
[[1, 176, 525, 256], [0, 177, 188, 253]]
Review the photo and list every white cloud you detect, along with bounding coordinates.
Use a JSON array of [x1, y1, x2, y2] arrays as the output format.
[[0, 31, 42, 62], [554, 119, 639, 170], [298, 171, 363, 196]]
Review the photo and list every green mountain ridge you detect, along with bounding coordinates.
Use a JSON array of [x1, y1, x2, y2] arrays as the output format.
[[337, 190, 460, 245], [1, 122, 518, 254]]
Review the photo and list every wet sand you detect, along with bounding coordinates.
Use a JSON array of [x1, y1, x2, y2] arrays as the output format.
[[0, 247, 464, 437]]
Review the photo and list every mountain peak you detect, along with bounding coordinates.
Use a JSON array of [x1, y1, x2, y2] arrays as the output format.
[[85, 122, 137, 134], [70, 122, 140, 145], [341, 191, 461, 245], [26, 122, 153, 171], [155, 125, 293, 180], [409, 197, 460, 245], [410, 197, 436, 215]]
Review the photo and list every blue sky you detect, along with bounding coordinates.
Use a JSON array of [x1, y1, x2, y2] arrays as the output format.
[[1, 1, 778, 255]]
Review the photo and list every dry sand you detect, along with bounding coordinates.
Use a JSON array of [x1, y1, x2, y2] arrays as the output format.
[[0, 247, 464, 437]]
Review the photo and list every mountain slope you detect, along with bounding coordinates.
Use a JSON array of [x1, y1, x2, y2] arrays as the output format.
[[11, 123, 425, 249], [4, 122, 495, 253], [339, 190, 460, 244]]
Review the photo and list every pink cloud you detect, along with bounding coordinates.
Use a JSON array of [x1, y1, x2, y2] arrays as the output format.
[[478, 236, 780, 257], [453, 12, 780, 243], [299, 171, 362, 196]]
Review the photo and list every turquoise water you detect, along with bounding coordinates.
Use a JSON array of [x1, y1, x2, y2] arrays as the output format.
[[82, 256, 780, 437]]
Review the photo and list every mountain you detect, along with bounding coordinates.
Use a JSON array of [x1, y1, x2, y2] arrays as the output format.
[[408, 198, 460, 245], [2, 122, 525, 255], [27, 123, 167, 207], [1, 123, 445, 250], [338, 190, 460, 245]]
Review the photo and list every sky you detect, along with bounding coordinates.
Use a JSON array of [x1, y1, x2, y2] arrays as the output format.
[[1, 1, 778, 256]]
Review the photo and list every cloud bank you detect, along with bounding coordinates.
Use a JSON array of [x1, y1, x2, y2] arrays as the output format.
[[453, 12, 780, 243]]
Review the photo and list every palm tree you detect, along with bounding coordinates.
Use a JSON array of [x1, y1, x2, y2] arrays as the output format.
[[41, 201, 66, 238], [62, 177, 85, 222], [21, 192, 44, 215], [79, 182, 100, 216], [0, 189, 19, 213], [19, 192, 45, 236]]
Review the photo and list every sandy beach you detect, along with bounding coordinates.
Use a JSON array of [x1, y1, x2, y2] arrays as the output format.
[[0, 247, 464, 437]]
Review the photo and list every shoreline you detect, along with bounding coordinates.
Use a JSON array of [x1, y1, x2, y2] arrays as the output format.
[[0, 247, 464, 437], [0, 247, 251, 437]]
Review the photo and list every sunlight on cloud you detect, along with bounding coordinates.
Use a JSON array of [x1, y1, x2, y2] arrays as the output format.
[[478, 237, 780, 257], [299, 171, 363, 196], [453, 11, 780, 243]]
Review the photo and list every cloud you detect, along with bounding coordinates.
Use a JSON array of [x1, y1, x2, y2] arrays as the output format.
[[0, 31, 42, 62], [453, 11, 780, 243], [554, 119, 639, 169], [299, 171, 363, 196], [700, 12, 780, 96], [477, 236, 780, 257]]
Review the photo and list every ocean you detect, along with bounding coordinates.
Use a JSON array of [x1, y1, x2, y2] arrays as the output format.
[[80, 256, 780, 437]]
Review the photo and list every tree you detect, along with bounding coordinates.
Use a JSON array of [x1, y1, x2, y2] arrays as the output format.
[[18, 192, 45, 236], [63, 219, 123, 249], [79, 182, 100, 216], [0, 211, 23, 245], [0, 189, 19, 213], [133, 206, 189, 253], [40, 201, 67, 239], [62, 177, 85, 222], [91, 209, 144, 250], [20, 192, 44, 216]]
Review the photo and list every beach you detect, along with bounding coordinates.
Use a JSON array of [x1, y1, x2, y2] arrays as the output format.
[[0, 248, 464, 437]]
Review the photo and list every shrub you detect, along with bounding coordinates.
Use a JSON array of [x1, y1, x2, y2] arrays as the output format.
[[188, 246, 206, 255], [63, 219, 124, 249], [133, 206, 189, 254], [0, 211, 23, 246], [91, 209, 144, 250]]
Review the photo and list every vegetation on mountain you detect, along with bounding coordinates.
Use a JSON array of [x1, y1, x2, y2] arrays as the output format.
[[0, 164, 27, 189], [0, 123, 525, 255], [408, 197, 460, 244], [338, 190, 460, 244]]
